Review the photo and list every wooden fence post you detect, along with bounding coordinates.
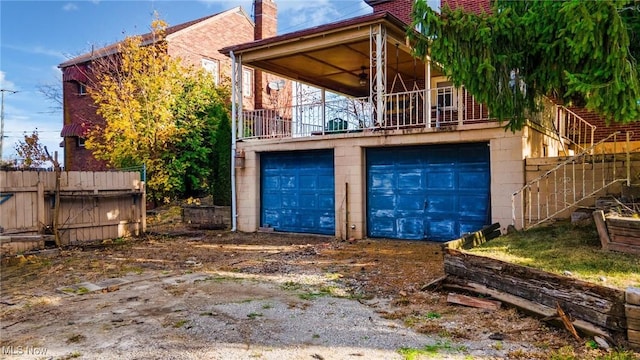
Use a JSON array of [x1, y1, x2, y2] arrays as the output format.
[[141, 182, 146, 234]]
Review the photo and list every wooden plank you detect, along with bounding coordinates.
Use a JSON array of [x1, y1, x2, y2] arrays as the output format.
[[445, 223, 501, 250], [6, 171, 21, 188], [608, 225, 640, 238], [60, 171, 69, 189], [444, 280, 614, 341], [12, 172, 24, 230], [626, 304, 640, 320], [627, 287, 640, 306], [447, 293, 501, 310], [607, 242, 640, 255], [627, 317, 640, 331], [607, 217, 640, 229], [37, 181, 45, 232], [629, 329, 640, 344], [445, 250, 625, 302], [23, 172, 37, 232], [444, 258, 626, 329], [24, 189, 35, 232], [444, 251, 627, 332], [68, 228, 77, 245], [593, 210, 610, 250], [610, 234, 640, 246]]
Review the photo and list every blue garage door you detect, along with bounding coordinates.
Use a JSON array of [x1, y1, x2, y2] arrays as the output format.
[[367, 143, 490, 241], [261, 150, 335, 235]]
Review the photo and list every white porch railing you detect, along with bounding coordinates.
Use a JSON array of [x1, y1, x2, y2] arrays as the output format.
[[556, 104, 596, 153], [534, 97, 596, 154], [239, 87, 493, 140], [512, 131, 630, 229]]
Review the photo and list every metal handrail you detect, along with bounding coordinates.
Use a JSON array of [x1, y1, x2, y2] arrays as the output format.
[[512, 131, 630, 229]]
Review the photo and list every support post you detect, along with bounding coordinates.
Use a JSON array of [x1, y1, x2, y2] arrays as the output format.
[[321, 89, 326, 134], [426, 58, 431, 128], [230, 51, 241, 232], [370, 24, 386, 127]]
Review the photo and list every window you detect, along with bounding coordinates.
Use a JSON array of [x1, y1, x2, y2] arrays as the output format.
[[201, 59, 219, 85], [77, 82, 86, 96], [436, 81, 455, 109], [77, 137, 86, 148], [243, 69, 252, 98]]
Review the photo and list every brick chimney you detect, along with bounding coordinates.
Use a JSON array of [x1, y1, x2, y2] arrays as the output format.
[[254, 0, 277, 41], [441, 0, 491, 14], [253, 0, 279, 110], [364, 0, 413, 24]]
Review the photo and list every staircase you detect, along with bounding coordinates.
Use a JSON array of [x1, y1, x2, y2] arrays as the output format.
[[534, 97, 596, 155], [512, 131, 633, 230]]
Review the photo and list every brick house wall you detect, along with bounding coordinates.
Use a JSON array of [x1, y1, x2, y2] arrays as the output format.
[[365, 0, 414, 24], [167, 7, 256, 110], [441, 0, 491, 13], [568, 106, 640, 143], [61, 64, 109, 170]]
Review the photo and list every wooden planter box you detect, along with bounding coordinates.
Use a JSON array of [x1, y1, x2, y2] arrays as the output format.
[[594, 211, 640, 255], [182, 206, 230, 230]]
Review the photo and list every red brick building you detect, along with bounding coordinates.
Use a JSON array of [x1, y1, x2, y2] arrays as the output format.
[[59, 0, 280, 170]]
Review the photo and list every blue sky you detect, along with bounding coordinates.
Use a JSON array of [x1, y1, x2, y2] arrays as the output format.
[[0, 0, 435, 163]]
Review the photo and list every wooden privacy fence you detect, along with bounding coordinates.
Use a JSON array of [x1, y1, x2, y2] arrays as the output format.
[[1, 171, 145, 255]]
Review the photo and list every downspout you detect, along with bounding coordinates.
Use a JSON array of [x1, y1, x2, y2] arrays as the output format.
[[230, 50, 238, 232]]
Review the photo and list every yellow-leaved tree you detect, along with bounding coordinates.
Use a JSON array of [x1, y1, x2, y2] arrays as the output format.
[[86, 17, 231, 204]]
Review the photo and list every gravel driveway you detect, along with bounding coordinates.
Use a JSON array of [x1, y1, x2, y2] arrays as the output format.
[[0, 229, 594, 359]]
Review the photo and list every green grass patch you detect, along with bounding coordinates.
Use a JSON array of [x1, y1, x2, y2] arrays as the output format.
[[298, 290, 330, 301], [398, 341, 467, 359], [425, 311, 441, 319], [280, 281, 302, 291], [549, 345, 638, 360], [173, 319, 189, 328], [247, 312, 263, 319], [467, 222, 640, 289]]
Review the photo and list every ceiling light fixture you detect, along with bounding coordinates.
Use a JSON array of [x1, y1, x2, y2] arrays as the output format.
[[358, 66, 368, 87]]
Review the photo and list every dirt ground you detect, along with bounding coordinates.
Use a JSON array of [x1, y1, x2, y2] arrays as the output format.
[[0, 221, 633, 359]]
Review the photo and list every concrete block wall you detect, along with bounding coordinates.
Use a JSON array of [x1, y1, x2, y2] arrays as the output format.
[[235, 123, 527, 239]]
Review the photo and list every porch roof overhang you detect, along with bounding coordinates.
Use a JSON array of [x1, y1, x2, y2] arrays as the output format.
[[220, 12, 437, 98]]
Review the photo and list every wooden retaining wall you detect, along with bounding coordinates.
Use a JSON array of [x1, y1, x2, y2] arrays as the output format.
[[444, 250, 638, 347], [0, 171, 145, 256], [594, 211, 640, 256]]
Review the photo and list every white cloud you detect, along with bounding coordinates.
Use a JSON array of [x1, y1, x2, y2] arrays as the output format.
[[0, 71, 17, 91], [63, 3, 79, 11], [3, 44, 66, 61], [50, 66, 63, 81], [279, 0, 368, 32], [195, 0, 370, 33]]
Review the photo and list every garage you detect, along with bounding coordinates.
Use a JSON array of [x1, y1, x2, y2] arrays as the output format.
[[367, 143, 490, 241], [261, 150, 335, 235]]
